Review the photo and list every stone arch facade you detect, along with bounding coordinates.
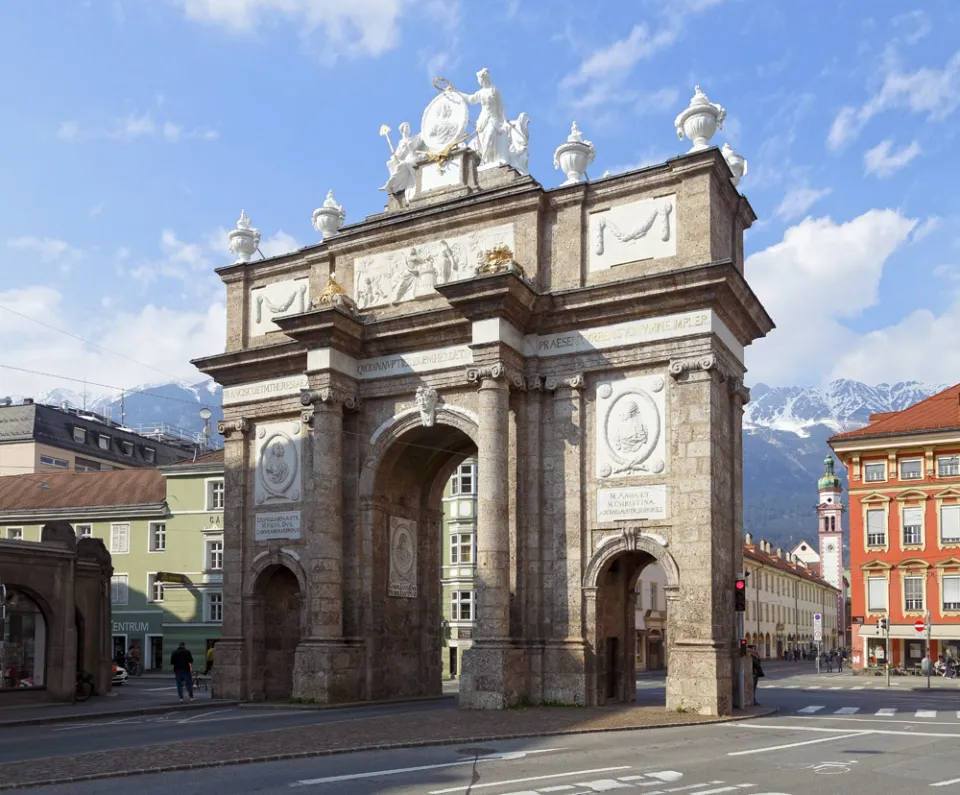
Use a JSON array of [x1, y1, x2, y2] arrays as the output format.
[[198, 143, 773, 716]]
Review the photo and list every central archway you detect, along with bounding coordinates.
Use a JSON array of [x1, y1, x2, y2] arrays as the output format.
[[359, 405, 479, 701]]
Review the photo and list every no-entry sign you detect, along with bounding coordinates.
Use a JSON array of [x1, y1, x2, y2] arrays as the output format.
[[915, 620, 926, 632]]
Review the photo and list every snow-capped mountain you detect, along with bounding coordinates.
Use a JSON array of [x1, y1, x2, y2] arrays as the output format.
[[11, 376, 946, 550]]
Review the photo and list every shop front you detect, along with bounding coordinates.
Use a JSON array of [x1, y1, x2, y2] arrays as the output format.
[[1, 589, 47, 690], [111, 613, 163, 670]]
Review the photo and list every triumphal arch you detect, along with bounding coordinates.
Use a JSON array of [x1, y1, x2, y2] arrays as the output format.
[[195, 73, 773, 715]]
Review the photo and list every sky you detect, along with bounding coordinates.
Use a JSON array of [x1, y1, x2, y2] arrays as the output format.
[[1, 0, 959, 401]]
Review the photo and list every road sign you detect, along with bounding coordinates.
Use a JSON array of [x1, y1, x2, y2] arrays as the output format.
[[915, 619, 926, 632], [814, 629, 823, 642], [813, 613, 822, 631]]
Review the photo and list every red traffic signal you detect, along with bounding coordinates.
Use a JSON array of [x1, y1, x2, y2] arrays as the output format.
[[734, 578, 746, 611], [735, 579, 746, 590], [739, 639, 748, 657]]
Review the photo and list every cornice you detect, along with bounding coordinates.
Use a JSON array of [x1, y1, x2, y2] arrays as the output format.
[[435, 270, 538, 331], [191, 340, 306, 386], [0, 501, 169, 523], [273, 304, 364, 358]]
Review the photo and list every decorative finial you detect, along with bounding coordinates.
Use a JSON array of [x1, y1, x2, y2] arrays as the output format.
[[554, 121, 595, 185], [721, 143, 748, 188], [312, 190, 346, 240], [228, 209, 261, 263], [675, 86, 726, 152]]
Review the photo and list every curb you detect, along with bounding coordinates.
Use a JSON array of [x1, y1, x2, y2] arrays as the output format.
[[0, 707, 779, 791], [237, 694, 455, 711], [0, 700, 241, 729]]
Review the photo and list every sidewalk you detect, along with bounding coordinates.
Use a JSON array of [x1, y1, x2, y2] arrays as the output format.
[[0, 702, 775, 791]]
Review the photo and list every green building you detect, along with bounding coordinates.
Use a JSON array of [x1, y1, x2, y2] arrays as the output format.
[[0, 449, 224, 670], [440, 457, 478, 679]]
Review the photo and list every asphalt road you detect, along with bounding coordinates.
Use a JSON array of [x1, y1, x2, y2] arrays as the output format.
[[9, 695, 960, 795]]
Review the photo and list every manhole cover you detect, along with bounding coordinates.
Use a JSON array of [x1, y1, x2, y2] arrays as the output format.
[[457, 747, 496, 756]]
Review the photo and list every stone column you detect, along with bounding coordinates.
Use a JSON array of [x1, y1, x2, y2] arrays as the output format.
[[460, 361, 527, 709], [213, 417, 249, 700]]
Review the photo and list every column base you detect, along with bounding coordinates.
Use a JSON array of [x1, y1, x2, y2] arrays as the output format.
[[210, 637, 245, 701], [293, 638, 366, 704], [459, 641, 528, 709], [665, 640, 734, 716], [542, 639, 588, 705]]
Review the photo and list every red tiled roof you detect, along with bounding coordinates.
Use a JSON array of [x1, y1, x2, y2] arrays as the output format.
[[0, 469, 165, 512], [831, 382, 960, 441], [744, 544, 838, 591]]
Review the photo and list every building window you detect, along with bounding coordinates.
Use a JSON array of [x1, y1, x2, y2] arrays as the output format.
[[147, 574, 164, 603], [144, 447, 155, 463], [904, 576, 924, 611], [6, 527, 23, 541], [98, 434, 111, 451], [450, 463, 476, 496], [207, 592, 223, 622], [866, 509, 886, 546], [650, 582, 658, 611], [902, 507, 923, 546], [39, 455, 69, 469], [867, 577, 887, 612], [207, 539, 224, 571], [149, 522, 166, 552], [121, 440, 134, 456], [451, 591, 474, 621], [450, 534, 473, 564], [110, 523, 130, 554], [941, 505, 960, 544], [72, 427, 86, 444], [111, 574, 129, 605], [943, 576, 960, 611], [207, 480, 225, 511], [900, 459, 923, 480], [939, 456, 960, 477], [75, 524, 92, 539], [864, 462, 886, 482]]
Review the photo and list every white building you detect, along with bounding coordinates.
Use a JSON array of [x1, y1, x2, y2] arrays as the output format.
[[634, 562, 669, 671]]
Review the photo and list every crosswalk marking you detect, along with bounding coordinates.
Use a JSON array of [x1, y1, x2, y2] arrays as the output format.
[[834, 707, 859, 714], [571, 780, 631, 791], [805, 686, 821, 690], [541, 788, 574, 793], [877, 708, 896, 716], [798, 705, 825, 713], [916, 710, 937, 718], [852, 686, 865, 690], [499, 778, 735, 795], [829, 686, 843, 690]]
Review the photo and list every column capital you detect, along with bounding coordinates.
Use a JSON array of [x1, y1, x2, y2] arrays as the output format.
[[544, 373, 585, 392], [668, 354, 718, 379], [300, 387, 361, 411], [217, 417, 249, 438], [466, 361, 524, 389]]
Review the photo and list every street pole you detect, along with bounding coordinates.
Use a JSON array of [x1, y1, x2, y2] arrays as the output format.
[[816, 641, 821, 675], [736, 611, 744, 708], [885, 618, 891, 688], [926, 610, 932, 690]]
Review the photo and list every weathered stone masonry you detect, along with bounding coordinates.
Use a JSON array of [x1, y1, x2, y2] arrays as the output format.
[[195, 147, 773, 716]]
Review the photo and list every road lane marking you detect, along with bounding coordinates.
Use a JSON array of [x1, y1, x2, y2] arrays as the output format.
[[915, 710, 937, 718], [834, 707, 859, 714], [804, 686, 821, 690], [737, 723, 960, 739], [541, 788, 575, 793], [427, 767, 633, 794], [797, 706, 824, 713], [289, 748, 567, 787], [852, 686, 865, 690], [728, 730, 871, 756], [694, 787, 754, 795], [877, 708, 896, 716], [571, 779, 632, 790], [829, 687, 843, 690], [931, 777, 960, 787]]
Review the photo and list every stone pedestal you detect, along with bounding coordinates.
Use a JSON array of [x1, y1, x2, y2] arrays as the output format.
[[459, 641, 527, 709], [293, 639, 365, 703], [666, 642, 733, 716], [542, 639, 588, 704], [210, 637, 244, 700]]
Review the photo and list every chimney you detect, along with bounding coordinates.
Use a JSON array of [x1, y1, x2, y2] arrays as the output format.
[[744, 532, 753, 546], [776, 547, 783, 558]]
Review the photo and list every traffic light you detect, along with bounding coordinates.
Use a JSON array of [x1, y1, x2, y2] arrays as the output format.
[[878, 617, 888, 633], [734, 577, 746, 612], [739, 639, 748, 657]]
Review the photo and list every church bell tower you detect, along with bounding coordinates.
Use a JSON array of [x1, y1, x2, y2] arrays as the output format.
[[817, 454, 845, 647]]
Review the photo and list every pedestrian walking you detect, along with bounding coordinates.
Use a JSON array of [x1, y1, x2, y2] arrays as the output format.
[[837, 650, 844, 673], [171, 642, 194, 702], [750, 645, 764, 705], [204, 642, 215, 675], [826, 651, 834, 673]]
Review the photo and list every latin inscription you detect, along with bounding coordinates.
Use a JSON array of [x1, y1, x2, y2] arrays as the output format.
[[597, 486, 668, 523], [255, 510, 302, 541], [223, 375, 309, 406], [356, 346, 473, 380]]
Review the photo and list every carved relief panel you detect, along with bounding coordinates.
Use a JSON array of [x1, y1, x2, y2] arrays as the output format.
[[388, 516, 418, 598], [588, 194, 677, 272], [254, 420, 303, 506], [250, 278, 310, 336], [595, 374, 667, 479], [354, 223, 514, 309]]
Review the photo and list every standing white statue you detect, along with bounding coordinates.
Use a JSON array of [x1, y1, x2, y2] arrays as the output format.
[[446, 68, 529, 174], [380, 122, 424, 202]]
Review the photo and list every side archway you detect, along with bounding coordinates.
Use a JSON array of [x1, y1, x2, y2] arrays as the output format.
[[247, 559, 305, 701], [583, 529, 680, 706]]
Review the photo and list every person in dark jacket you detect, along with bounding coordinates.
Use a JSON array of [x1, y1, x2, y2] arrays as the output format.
[[750, 645, 764, 705], [170, 642, 194, 702]]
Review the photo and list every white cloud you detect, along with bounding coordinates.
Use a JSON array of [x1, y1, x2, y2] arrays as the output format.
[[58, 113, 218, 143], [892, 10, 931, 45], [774, 186, 832, 220], [746, 209, 917, 385], [176, 0, 410, 61], [827, 50, 960, 151], [863, 139, 921, 177], [912, 216, 941, 242], [0, 285, 226, 398], [6, 237, 84, 273]]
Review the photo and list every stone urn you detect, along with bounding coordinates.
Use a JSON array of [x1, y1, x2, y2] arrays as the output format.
[[722, 143, 748, 188], [675, 86, 726, 152], [553, 121, 595, 184], [228, 210, 261, 263], [312, 190, 346, 240]]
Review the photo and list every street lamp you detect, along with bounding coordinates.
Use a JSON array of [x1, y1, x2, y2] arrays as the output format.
[[199, 408, 212, 451]]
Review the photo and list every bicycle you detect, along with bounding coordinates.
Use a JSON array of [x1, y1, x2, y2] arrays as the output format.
[[124, 657, 142, 677], [191, 669, 208, 691], [75, 670, 95, 702]]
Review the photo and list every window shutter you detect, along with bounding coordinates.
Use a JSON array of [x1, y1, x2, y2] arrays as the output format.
[[941, 506, 960, 540], [867, 577, 887, 610], [943, 577, 960, 604], [903, 507, 922, 526], [867, 510, 885, 534]]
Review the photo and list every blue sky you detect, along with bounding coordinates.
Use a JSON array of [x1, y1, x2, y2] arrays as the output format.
[[1, 0, 958, 400]]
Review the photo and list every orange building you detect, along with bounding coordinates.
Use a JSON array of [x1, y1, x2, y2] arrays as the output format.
[[829, 383, 960, 670]]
